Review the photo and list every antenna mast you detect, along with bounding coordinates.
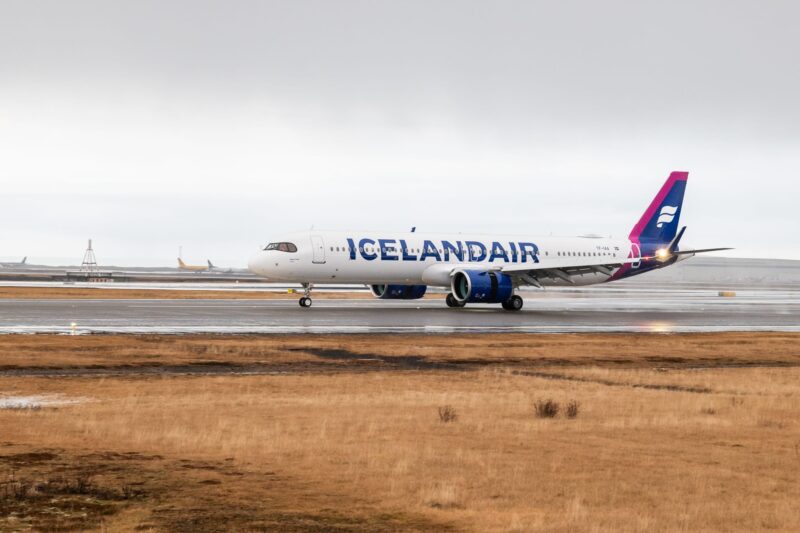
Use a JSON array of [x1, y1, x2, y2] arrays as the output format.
[[81, 239, 98, 273]]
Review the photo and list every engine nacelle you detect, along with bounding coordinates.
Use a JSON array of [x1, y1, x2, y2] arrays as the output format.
[[370, 284, 427, 300], [451, 269, 513, 304]]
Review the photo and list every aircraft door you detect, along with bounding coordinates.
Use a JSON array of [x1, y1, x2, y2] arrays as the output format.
[[630, 242, 642, 269], [311, 235, 326, 264]]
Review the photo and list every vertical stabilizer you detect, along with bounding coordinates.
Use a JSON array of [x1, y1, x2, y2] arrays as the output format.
[[629, 171, 688, 245]]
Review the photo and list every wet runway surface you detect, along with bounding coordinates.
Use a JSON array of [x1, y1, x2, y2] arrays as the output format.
[[1, 287, 797, 334]]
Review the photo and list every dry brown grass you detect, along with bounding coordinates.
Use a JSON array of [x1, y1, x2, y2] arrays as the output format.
[[0, 286, 397, 300], [1, 333, 799, 531], [0, 286, 449, 301], [0, 332, 797, 369]]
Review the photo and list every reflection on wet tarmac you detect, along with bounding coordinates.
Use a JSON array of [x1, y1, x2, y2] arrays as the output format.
[[0, 285, 797, 334]]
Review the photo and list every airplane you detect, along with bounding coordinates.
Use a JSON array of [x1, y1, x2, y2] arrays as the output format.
[[0, 257, 27, 268], [206, 260, 234, 274], [248, 171, 731, 310], [177, 258, 210, 272]]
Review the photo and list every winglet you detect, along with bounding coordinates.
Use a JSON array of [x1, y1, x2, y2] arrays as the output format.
[[668, 226, 686, 253]]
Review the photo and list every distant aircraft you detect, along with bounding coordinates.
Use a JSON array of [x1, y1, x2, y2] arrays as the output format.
[[206, 260, 233, 274], [249, 171, 731, 309], [0, 257, 27, 268], [177, 258, 209, 272]]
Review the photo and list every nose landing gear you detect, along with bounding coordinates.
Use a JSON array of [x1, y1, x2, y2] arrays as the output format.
[[298, 283, 313, 308]]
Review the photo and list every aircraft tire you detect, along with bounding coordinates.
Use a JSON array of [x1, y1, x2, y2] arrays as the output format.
[[503, 295, 523, 311], [445, 293, 464, 308], [299, 297, 312, 308]]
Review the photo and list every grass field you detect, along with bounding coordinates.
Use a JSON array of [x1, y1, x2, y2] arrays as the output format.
[[1, 333, 799, 531], [0, 286, 388, 300]]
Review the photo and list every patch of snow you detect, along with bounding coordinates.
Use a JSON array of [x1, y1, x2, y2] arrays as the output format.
[[0, 395, 84, 410]]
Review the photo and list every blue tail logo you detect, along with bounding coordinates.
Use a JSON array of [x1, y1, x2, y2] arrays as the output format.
[[656, 205, 679, 228]]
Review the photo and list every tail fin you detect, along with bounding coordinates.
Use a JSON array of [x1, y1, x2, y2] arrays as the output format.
[[21, 257, 26, 264], [629, 171, 688, 244], [207, 260, 215, 269], [178, 258, 186, 268]]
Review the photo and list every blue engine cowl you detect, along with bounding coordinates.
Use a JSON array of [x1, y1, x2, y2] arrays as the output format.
[[451, 269, 513, 304], [370, 284, 427, 300]]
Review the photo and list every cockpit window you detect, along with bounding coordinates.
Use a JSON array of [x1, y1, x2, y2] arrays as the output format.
[[263, 242, 297, 252]]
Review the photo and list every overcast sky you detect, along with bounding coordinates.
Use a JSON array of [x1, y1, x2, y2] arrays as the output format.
[[1, 0, 798, 266]]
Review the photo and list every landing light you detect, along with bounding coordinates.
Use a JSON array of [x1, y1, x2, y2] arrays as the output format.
[[655, 248, 670, 260]]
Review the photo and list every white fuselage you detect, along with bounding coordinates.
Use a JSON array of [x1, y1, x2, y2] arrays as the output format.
[[248, 231, 636, 288]]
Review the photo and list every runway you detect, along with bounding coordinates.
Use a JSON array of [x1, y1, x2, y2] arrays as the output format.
[[1, 287, 797, 334]]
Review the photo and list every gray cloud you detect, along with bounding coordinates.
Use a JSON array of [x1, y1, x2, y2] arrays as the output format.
[[1, 1, 798, 264]]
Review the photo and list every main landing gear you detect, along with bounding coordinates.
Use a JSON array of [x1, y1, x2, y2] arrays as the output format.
[[445, 293, 464, 308], [298, 283, 313, 308], [502, 294, 524, 311], [445, 293, 523, 311]]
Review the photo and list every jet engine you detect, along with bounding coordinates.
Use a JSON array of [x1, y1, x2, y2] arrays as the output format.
[[450, 269, 513, 304], [370, 284, 428, 299]]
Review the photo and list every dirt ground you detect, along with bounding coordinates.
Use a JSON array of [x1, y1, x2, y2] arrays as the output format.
[[1, 333, 799, 532]]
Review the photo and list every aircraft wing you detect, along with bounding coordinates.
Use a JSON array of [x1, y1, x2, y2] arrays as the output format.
[[498, 259, 636, 287], [498, 245, 732, 288]]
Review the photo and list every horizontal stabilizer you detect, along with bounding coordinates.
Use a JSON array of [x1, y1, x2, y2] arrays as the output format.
[[671, 247, 733, 256]]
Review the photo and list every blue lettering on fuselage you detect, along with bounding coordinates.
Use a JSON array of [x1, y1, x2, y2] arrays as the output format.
[[359, 238, 377, 261], [442, 240, 464, 261], [518, 242, 540, 263], [351, 238, 538, 263], [419, 240, 441, 261], [399, 239, 417, 261], [488, 241, 509, 262], [465, 241, 487, 262], [378, 238, 398, 261]]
